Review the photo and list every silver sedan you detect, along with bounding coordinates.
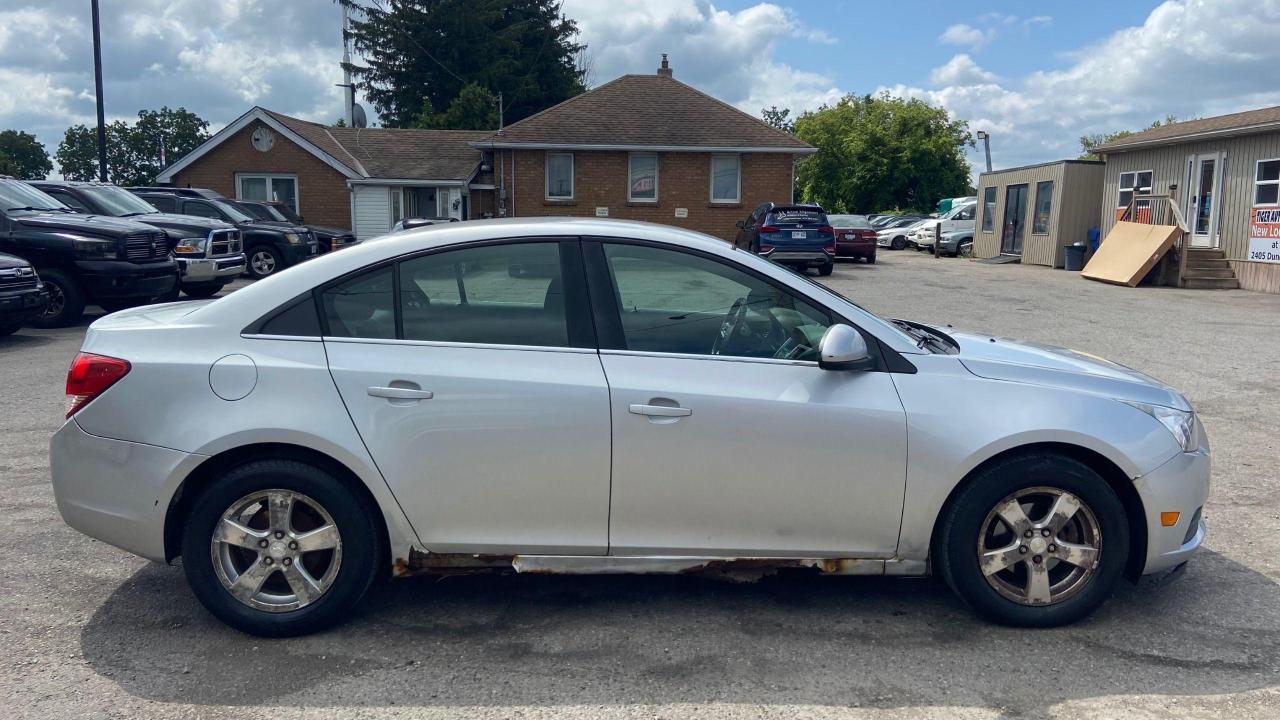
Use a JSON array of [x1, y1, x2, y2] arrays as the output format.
[[50, 218, 1209, 636]]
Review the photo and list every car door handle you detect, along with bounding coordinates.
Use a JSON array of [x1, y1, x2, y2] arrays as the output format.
[[629, 404, 691, 417], [368, 386, 434, 400]]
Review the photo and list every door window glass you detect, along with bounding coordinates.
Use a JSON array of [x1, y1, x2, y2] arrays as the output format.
[[1194, 160, 1215, 234], [145, 195, 177, 212], [399, 243, 568, 347], [1032, 181, 1053, 234], [320, 264, 395, 339], [603, 243, 831, 360], [47, 191, 89, 212], [183, 201, 223, 219]]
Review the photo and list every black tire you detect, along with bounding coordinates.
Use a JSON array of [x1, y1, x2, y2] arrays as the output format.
[[818, 261, 834, 276], [181, 459, 383, 637], [935, 453, 1129, 628], [867, 253, 877, 264], [0, 323, 21, 336], [246, 245, 283, 279], [30, 268, 86, 328], [891, 236, 907, 251], [182, 283, 224, 299]]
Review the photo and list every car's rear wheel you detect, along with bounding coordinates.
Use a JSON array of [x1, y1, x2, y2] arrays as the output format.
[[935, 453, 1128, 627], [891, 236, 907, 250], [867, 253, 876, 264], [818, 261, 834, 276], [181, 459, 382, 637], [30, 269, 85, 328]]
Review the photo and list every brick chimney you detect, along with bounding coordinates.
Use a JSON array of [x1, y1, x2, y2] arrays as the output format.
[[657, 54, 673, 78]]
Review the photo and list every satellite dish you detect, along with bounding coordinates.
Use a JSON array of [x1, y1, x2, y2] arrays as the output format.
[[352, 104, 368, 128]]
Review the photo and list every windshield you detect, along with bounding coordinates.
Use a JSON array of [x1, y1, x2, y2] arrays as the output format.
[[0, 180, 67, 215], [215, 200, 255, 223], [270, 203, 303, 223], [827, 214, 871, 229], [766, 208, 827, 226], [238, 202, 278, 221], [81, 185, 160, 216], [942, 204, 975, 220]]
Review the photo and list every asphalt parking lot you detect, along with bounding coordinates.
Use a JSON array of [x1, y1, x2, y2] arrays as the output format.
[[3, 254, 1279, 719]]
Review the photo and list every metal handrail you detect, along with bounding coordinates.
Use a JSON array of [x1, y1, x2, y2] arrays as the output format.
[[1118, 193, 1190, 286]]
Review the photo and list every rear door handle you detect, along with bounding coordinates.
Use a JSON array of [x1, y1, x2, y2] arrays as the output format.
[[629, 404, 691, 417], [368, 386, 434, 400]]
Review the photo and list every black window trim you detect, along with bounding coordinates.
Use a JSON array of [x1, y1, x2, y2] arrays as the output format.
[[581, 236, 914, 373]]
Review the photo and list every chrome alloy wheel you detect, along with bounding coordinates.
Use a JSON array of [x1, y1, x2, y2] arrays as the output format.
[[977, 487, 1101, 606], [250, 250, 277, 276], [210, 490, 342, 612], [41, 282, 65, 320]]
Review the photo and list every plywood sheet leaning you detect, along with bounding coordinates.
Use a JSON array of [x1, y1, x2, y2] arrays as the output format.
[[1081, 221, 1182, 287]]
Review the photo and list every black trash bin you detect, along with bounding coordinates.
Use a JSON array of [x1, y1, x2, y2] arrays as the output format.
[[1064, 242, 1087, 271]]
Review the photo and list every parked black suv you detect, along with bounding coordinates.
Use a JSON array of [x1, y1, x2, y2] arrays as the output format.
[[0, 252, 50, 336], [128, 187, 318, 279], [31, 181, 245, 298], [235, 199, 357, 254], [0, 179, 177, 326]]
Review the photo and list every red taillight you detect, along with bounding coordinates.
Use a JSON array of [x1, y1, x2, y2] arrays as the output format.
[[818, 225, 834, 235], [759, 244, 774, 253], [65, 352, 130, 418], [758, 225, 780, 233]]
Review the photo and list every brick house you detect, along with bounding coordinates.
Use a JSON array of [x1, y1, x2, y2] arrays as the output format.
[[157, 56, 812, 241]]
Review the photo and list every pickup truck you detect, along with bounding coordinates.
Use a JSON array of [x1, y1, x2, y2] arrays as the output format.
[[235, 199, 356, 254], [0, 178, 177, 326], [0, 252, 49, 336], [31, 181, 245, 298], [128, 188, 318, 279], [733, 203, 836, 276]]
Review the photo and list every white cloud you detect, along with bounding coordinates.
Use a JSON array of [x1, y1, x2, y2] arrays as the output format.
[[939, 23, 996, 51], [929, 55, 999, 86]]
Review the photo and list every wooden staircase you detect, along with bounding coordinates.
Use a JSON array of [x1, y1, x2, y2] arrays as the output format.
[[1182, 248, 1239, 289]]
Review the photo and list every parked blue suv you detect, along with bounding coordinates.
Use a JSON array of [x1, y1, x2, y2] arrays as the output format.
[[733, 203, 836, 276]]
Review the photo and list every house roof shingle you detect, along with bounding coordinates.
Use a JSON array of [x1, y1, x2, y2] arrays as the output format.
[[476, 74, 813, 151], [1093, 105, 1280, 153]]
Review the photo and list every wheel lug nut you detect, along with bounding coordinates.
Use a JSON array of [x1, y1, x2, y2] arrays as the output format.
[[1041, 528, 1051, 537], [1024, 530, 1033, 539], [263, 557, 273, 565], [275, 531, 285, 539], [283, 558, 292, 566], [288, 541, 298, 551], [1019, 546, 1029, 554], [258, 539, 269, 548], [1048, 544, 1057, 553], [1032, 555, 1042, 564]]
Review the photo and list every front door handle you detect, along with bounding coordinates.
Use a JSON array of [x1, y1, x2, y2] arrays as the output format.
[[629, 404, 692, 417], [368, 386, 434, 400]]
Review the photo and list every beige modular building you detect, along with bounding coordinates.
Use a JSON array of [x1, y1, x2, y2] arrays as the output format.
[[1091, 106, 1280, 292], [974, 160, 1105, 268]]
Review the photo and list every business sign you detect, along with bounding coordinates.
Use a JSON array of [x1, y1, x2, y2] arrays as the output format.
[[1248, 208, 1280, 264], [595, 206, 608, 217], [674, 207, 688, 218]]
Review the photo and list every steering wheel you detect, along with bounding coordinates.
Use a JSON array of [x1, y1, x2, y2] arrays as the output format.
[[711, 298, 746, 356]]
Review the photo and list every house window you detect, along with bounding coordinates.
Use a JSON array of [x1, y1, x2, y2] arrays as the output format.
[[237, 173, 298, 213], [1256, 159, 1280, 206], [546, 152, 574, 200], [1117, 170, 1153, 211], [1032, 180, 1053, 234], [710, 154, 740, 203], [629, 153, 658, 202], [981, 186, 996, 232]]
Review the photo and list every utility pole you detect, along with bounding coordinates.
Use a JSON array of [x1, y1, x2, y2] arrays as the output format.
[[976, 130, 992, 173], [496, 91, 504, 132], [340, 3, 354, 125], [91, 0, 108, 181]]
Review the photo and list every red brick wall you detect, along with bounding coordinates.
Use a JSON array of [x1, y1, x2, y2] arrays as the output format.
[[496, 150, 796, 240], [169, 120, 353, 230]]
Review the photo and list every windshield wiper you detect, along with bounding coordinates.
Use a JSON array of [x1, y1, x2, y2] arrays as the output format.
[[119, 211, 153, 217], [6, 205, 63, 212], [892, 319, 955, 353]]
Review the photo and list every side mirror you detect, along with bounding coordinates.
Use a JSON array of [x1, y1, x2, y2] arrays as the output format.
[[735, 220, 745, 229], [818, 324, 874, 371]]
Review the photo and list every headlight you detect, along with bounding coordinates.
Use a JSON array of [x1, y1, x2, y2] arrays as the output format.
[[284, 232, 301, 244], [1122, 400, 1198, 452], [173, 237, 207, 255], [73, 238, 118, 260]]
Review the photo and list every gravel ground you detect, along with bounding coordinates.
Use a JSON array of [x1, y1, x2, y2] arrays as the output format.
[[2, 256, 1279, 719]]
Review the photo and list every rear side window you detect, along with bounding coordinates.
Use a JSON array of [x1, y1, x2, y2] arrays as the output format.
[[145, 195, 177, 212], [321, 264, 396, 339], [766, 209, 826, 225]]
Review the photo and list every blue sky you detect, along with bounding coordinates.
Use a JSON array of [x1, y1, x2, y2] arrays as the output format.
[[3, 1, 1280, 179]]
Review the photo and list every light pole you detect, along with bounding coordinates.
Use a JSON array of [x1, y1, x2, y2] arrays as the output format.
[[91, 0, 107, 181], [976, 130, 992, 173]]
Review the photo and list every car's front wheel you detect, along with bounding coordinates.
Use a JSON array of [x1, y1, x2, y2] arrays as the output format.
[[891, 236, 907, 250], [247, 246, 282, 279], [935, 453, 1129, 627], [31, 269, 85, 328], [181, 459, 383, 637]]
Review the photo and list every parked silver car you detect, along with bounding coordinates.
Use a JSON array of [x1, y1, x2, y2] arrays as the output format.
[[50, 218, 1209, 636]]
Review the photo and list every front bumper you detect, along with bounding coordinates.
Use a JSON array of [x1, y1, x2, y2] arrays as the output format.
[[1134, 449, 1211, 574], [77, 259, 179, 301], [50, 419, 205, 562], [179, 253, 247, 283], [0, 285, 50, 323]]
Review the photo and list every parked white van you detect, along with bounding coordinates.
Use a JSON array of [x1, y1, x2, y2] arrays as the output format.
[[913, 201, 977, 250]]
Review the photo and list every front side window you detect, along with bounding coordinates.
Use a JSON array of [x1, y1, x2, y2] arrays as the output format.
[[628, 154, 658, 202], [183, 201, 224, 219], [710, 155, 740, 203], [1256, 159, 1280, 206], [1032, 180, 1053, 234], [981, 186, 996, 231], [1117, 170, 1153, 210], [602, 243, 831, 361], [546, 153, 574, 200], [238, 174, 299, 213]]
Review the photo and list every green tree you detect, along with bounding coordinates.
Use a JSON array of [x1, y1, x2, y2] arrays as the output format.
[[760, 106, 794, 134], [341, 0, 585, 128], [412, 83, 498, 130], [1079, 115, 1179, 160], [55, 107, 209, 185], [0, 130, 53, 179], [793, 93, 972, 214]]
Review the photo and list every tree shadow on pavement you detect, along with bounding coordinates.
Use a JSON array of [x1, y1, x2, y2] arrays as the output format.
[[80, 548, 1279, 714]]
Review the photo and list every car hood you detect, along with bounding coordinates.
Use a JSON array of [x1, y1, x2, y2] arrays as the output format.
[[0, 252, 32, 270], [241, 219, 306, 232], [944, 328, 1191, 411], [16, 213, 152, 238], [304, 224, 352, 237], [132, 213, 234, 234]]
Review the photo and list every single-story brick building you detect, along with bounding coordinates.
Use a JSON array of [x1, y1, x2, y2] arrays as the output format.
[[156, 57, 814, 241]]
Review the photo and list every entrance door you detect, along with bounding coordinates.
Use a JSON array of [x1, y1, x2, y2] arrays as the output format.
[[1187, 153, 1224, 248], [1001, 184, 1028, 254]]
